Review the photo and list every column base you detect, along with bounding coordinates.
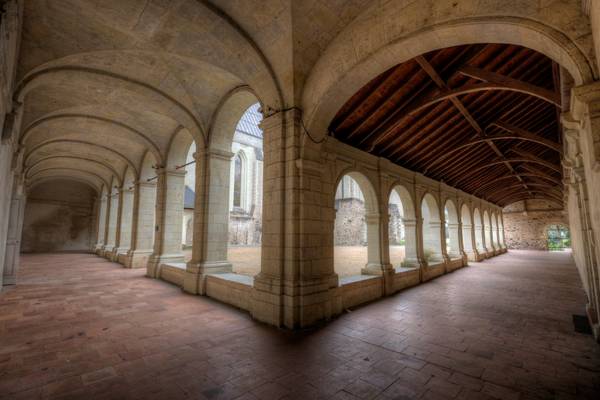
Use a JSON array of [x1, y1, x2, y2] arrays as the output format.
[[122, 250, 153, 268], [2, 276, 16, 285], [183, 261, 233, 295], [112, 247, 129, 263], [250, 273, 341, 329], [361, 262, 392, 276], [146, 254, 185, 278], [464, 250, 478, 262]]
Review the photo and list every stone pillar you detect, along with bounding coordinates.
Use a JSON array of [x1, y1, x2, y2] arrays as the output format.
[[123, 181, 156, 268], [102, 191, 118, 258], [361, 211, 388, 275], [251, 109, 339, 329], [483, 217, 493, 255], [462, 221, 476, 261], [146, 168, 186, 278], [446, 222, 461, 259], [423, 220, 443, 264], [3, 178, 25, 286], [95, 195, 108, 254], [402, 218, 420, 267], [184, 149, 234, 294], [572, 166, 600, 335], [114, 186, 134, 261]]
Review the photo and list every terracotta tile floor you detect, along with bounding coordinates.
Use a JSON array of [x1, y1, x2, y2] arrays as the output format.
[[1, 250, 599, 399]]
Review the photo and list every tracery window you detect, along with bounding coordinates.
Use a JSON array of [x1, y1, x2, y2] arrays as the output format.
[[233, 153, 242, 208]]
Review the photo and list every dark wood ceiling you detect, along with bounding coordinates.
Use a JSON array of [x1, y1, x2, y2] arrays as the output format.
[[329, 44, 564, 207]]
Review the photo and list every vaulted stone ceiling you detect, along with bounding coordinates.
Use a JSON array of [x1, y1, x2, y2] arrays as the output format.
[[330, 44, 564, 207], [17, 0, 283, 192]]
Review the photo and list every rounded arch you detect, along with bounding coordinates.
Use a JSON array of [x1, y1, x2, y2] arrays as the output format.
[[166, 128, 196, 170], [25, 156, 122, 186], [26, 168, 109, 191], [421, 192, 441, 221], [27, 175, 101, 195], [209, 86, 264, 153], [303, 8, 597, 138], [139, 151, 158, 182], [461, 203, 472, 226], [20, 114, 163, 164], [333, 170, 379, 215], [389, 183, 416, 220], [16, 66, 207, 144], [444, 198, 459, 224], [24, 139, 138, 178]]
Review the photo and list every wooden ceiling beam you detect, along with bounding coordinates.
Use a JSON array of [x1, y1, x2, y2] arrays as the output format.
[[472, 173, 561, 197], [457, 66, 561, 107]]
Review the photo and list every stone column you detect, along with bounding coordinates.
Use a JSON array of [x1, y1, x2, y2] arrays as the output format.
[[101, 193, 117, 257], [251, 109, 339, 328], [423, 220, 443, 264], [402, 218, 420, 267], [461, 218, 477, 261], [361, 211, 388, 275], [124, 181, 156, 268], [146, 168, 186, 278], [483, 217, 493, 255], [573, 167, 600, 334], [3, 179, 25, 286], [114, 186, 134, 262], [184, 149, 234, 294], [105, 189, 123, 261], [446, 222, 461, 259], [95, 195, 108, 254]]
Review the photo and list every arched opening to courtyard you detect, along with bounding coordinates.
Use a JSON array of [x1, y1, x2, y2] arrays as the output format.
[[388, 184, 418, 270], [421, 193, 443, 265], [444, 199, 461, 260], [547, 224, 571, 251], [334, 172, 380, 279]]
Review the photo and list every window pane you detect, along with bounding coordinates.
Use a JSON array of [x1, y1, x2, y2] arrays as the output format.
[[233, 155, 242, 207]]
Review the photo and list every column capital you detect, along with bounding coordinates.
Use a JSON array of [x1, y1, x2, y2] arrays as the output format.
[[194, 148, 234, 161], [155, 167, 186, 177]]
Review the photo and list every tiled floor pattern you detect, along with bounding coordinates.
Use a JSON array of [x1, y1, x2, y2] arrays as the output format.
[[1, 250, 599, 399]]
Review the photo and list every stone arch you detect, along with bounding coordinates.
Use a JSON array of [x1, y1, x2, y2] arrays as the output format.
[[303, 2, 597, 138], [421, 192, 443, 264], [166, 128, 195, 170], [139, 151, 158, 182], [444, 199, 461, 259], [25, 156, 122, 187], [20, 114, 163, 165], [28, 176, 100, 195], [209, 86, 264, 153], [16, 67, 206, 144], [27, 168, 108, 192], [389, 184, 418, 268], [333, 170, 381, 278], [24, 139, 138, 179]]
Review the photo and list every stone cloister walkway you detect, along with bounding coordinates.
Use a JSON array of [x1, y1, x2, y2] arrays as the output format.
[[1, 251, 599, 399]]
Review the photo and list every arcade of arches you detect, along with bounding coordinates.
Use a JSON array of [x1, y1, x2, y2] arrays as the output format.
[[2, 0, 600, 397]]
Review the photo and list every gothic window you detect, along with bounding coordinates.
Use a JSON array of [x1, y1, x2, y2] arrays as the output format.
[[233, 153, 242, 208]]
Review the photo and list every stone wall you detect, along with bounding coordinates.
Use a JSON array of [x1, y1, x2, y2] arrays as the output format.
[[503, 200, 568, 250], [21, 180, 95, 253], [334, 198, 366, 245]]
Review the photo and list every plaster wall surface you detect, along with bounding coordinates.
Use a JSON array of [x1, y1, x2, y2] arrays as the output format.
[[21, 180, 95, 253]]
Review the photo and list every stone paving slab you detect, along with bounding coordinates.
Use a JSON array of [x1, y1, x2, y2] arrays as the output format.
[[0, 250, 599, 399]]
